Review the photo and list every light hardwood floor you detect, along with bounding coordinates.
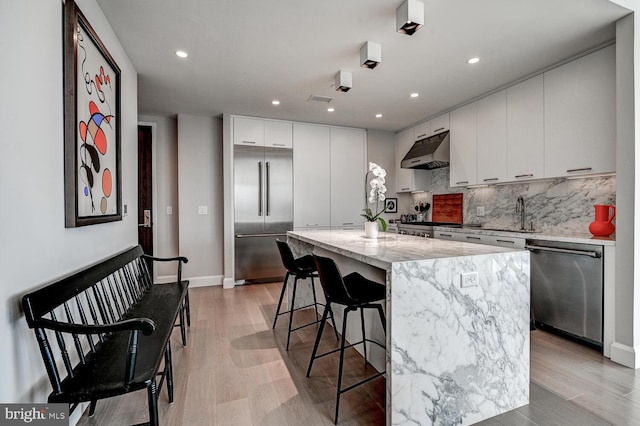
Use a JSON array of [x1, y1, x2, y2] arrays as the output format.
[[78, 283, 640, 425]]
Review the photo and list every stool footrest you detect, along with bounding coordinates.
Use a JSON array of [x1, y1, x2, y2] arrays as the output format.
[[339, 371, 385, 395], [312, 336, 382, 360], [274, 303, 319, 317]]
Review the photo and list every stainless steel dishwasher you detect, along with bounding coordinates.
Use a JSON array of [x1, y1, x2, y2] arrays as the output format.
[[526, 239, 603, 347]]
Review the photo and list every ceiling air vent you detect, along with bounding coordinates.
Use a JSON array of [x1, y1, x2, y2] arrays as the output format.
[[308, 95, 334, 103]]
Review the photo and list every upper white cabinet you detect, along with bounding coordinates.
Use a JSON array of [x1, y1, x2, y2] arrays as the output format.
[[413, 122, 430, 142], [413, 113, 450, 142], [293, 123, 331, 229], [396, 128, 429, 192], [430, 113, 450, 135], [234, 118, 292, 148], [544, 45, 616, 178], [477, 90, 507, 184], [330, 128, 366, 228], [233, 117, 264, 146], [507, 75, 544, 181], [449, 102, 478, 187], [265, 120, 292, 148]]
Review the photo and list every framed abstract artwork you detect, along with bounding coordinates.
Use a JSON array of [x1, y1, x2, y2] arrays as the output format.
[[64, 1, 121, 227], [385, 198, 398, 213]]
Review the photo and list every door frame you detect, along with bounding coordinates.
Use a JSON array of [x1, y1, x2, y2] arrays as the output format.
[[138, 121, 158, 283]]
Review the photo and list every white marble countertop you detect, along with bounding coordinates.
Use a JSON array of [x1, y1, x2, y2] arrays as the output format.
[[288, 229, 521, 270], [433, 226, 616, 246]]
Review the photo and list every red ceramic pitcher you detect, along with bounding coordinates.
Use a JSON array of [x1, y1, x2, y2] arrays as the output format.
[[589, 204, 616, 237]]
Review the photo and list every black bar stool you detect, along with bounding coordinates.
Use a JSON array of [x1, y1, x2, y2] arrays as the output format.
[[306, 254, 386, 425], [273, 240, 338, 350]]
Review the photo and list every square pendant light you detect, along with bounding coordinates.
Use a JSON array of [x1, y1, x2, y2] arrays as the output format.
[[335, 70, 352, 92], [360, 41, 381, 69], [396, 0, 424, 35]]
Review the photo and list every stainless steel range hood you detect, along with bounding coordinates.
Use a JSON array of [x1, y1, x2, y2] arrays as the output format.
[[401, 130, 450, 170]]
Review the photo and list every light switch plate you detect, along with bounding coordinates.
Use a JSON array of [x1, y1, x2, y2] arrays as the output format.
[[477, 206, 485, 216], [198, 205, 208, 215], [460, 272, 479, 288], [166, 206, 173, 215]]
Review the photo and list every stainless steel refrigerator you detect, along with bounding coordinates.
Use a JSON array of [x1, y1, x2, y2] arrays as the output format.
[[234, 144, 292, 283]]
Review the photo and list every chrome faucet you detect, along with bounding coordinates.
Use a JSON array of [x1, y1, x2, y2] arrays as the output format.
[[516, 196, 525, 230]]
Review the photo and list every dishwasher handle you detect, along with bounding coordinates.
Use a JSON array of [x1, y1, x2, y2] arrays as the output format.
[[525, 243, 601, 258]]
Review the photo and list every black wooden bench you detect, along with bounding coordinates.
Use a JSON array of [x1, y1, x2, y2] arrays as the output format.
[[22, 245, 189, 426]]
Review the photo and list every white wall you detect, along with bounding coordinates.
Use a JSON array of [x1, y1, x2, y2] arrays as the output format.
[[177, 114, 224, 286], [611, 11, 640, 368], [0, 0, 138, 402], [366, 130, 398, 224], [139, 114, 180, 278]]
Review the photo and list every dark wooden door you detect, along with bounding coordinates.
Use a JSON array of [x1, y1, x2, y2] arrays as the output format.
[[138, 125, 153, 277]]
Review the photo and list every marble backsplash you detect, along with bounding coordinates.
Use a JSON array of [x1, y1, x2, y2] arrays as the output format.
[[401, 168, 616, 234]]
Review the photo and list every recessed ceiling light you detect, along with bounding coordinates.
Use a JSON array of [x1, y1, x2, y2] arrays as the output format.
[[467, 57, 480, 64], [375, 114, 383, 118], [272, 100, 280, 105], [175, 50, 188, 58], [410, 93, 419, 98], [327, 107, 335, 112]]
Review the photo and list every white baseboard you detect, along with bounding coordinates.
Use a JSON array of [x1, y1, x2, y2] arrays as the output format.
[[610, 342, 640, 368], [223, 277, 235, 289], [156, 274, 178, 284], [157, 274, 223, 287]]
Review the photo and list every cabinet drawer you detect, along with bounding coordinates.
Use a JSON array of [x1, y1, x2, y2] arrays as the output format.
[[488, 235, 525, 249]]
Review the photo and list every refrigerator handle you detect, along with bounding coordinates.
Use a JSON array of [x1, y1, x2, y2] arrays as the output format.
[[266, 161, 270, 216], [258, 161, 263, 216]]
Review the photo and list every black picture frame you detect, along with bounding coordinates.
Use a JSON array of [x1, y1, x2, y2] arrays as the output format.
[[385, 198, 398, 213], [64, 1, 122, 227]]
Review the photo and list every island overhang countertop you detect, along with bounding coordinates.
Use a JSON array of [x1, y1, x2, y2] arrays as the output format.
[[287, 229, 521, 270]]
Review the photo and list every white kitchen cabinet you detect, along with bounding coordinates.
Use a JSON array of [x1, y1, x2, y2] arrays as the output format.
[[544, 45, 616, 178], [449, 102, 478, 187], [433, 229, 525, 249], [433, 230, 490, 244], [413, 121, 431, 141], [433, 230, 466, 242], [331, 127, 366, 228], [487, 235, 526, 249], [507, 75, 544, 181], [233, 116, 264, 146], [265, 120, 292, 148], [396, 128, 429, 192], [293, 123, 331, 229], [477, 90, 507, 184], [430, 113, 450, 135], [412, 113, 449, 142]]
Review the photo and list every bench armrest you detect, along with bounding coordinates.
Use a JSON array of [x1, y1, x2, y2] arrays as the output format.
[[142, 254, 189, 283], [142, 254, 188, 264], [35, 317, 156, 336]]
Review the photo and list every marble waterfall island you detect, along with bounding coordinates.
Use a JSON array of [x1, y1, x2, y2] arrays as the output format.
[[287, 230, 530, 426]]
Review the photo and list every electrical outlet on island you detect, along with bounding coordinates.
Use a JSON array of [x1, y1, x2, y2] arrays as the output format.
[[460, 272, 479, 288]]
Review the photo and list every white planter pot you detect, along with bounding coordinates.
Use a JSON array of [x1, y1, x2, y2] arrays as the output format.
[[364, 221, 379, 239]]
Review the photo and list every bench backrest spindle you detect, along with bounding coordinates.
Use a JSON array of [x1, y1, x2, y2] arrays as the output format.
[[99, 281, 118, 324], [49, 310, 74, 378], [75, 295, 97, 353], [62, 302, 86, 365]]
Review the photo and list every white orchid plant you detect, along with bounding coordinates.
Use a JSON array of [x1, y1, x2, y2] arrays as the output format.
[[361, 162, 388, 231]]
